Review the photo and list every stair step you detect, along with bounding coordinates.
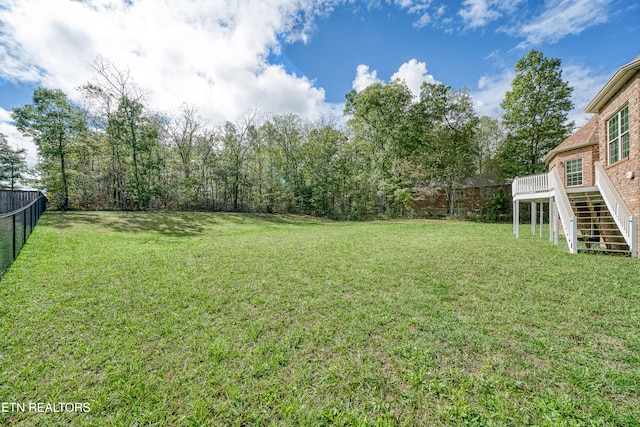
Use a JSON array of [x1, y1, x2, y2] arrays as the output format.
[[579, 241, 627, 245], [578, 239, 629, 250], [578, 248, 631, 254], [579, 242, 628, 247], [578, 232, 621, 236], [577, 223, 621, 227], [558, 190, 633, 256], [576, 226, 621, 230]]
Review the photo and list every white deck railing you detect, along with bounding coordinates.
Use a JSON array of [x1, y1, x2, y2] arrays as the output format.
[[595, 161, 638, 257], [549, 168, 578, 254], [512, 173, 549, 197], [512, 169, 577, 254]]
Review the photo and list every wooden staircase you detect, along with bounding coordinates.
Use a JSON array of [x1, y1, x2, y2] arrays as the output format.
[[568, 190, 631, 255]]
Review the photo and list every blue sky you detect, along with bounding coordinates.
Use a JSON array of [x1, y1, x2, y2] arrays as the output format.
[[274, 0, 639, 109], [1, 0, 639, 164]]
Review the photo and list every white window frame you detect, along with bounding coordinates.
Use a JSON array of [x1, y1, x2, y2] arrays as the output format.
[[565, 158, 583, 187], [608, 104, 629, 165]]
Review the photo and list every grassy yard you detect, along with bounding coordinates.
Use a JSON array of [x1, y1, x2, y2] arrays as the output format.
[[0, 212, 639, 426]]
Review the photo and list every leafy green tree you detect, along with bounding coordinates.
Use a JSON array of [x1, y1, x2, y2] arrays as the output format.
[[498, 50, 574, 176], [107, 96, 163, 209], [216, 112, 258, 212], [344, 80, 415, 215], [81, 56, 165, 209], [260, 114, 306, 213], [0, 133, 28, 190], [415, 83, 479, 215], [12, 87, 87, 209], [165, 105, 203, 209], [475, 116, 504, 174], [72, 127, 105, 209], [300, 119, 348, 217]]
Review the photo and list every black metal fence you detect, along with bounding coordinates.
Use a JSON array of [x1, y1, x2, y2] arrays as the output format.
[[0, 191, 48, 277]]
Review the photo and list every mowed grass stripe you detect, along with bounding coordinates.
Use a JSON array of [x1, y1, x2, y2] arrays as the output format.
[[0, 212, 638, 426]]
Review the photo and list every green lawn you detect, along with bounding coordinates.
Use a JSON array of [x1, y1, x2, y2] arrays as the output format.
[[1, 212, 639, 426]]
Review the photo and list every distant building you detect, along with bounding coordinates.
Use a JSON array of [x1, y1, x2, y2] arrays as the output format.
[[413, 171, 512, 221]]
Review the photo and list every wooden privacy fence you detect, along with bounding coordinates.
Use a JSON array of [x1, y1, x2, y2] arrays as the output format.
[[0, 191, 48, 277]]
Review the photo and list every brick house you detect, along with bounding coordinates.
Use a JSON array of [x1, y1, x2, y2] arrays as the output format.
[[512, 55, 639, 257], [413, 174, 512, 220]]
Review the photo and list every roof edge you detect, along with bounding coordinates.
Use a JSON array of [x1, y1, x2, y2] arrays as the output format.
[[544, 139, 598, 163], [585, 56, 640, 113]]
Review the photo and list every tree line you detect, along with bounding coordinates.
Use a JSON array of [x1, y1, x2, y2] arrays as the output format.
[[1, 50, 574, 219]]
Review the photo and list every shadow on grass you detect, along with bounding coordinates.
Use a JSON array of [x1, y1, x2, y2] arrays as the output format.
[[42, 211, 327, 237]]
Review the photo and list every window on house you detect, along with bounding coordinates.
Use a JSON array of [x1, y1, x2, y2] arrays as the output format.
[[566, 158, 583, 186], [608, 105, 630, 164]]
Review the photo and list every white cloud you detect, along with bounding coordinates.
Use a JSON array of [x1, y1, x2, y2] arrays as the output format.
[[514, 0, 609, 47], [459, 0, 501, 29], [562, 63, 611, 127], [352, 64, 382, 92], [352, 59, 438, 98], [471, 69, 514, 117], [391, 0, 446, 29], [0, 0, 337, 125], [393, 0, 431, 12], [390, 59, 438, 97], [0, 107, 39, 167], [459, 0, 523, 30], [412, 13, 432, 29], [458, 0, 609, 47]]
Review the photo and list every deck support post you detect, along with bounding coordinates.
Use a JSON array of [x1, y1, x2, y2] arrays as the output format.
[[540, 202, 544, 238], [514, 200, 520, 238], [531, 202, 537, 235]]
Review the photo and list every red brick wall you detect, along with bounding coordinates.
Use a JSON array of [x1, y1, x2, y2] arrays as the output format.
[[596, 70, 640, 250], [412, 185, 512, 217], [549, 144, 598, 188]]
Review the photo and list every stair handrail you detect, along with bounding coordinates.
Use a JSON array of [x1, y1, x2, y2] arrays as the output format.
[[550, 167, 578, 254], [594, 161, 638, 257]]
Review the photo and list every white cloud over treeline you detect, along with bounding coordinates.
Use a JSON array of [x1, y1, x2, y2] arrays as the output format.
[[0, 0, 340, 122], [352, 58, 438, 97], [0, 0, 621, 165]]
